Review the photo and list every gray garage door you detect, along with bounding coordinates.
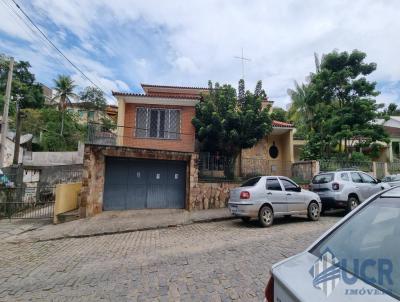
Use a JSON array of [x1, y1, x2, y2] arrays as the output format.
[[103, 157, 186, 210]]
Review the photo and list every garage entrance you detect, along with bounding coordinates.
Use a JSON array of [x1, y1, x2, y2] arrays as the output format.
[[103, 157, 186, 210]]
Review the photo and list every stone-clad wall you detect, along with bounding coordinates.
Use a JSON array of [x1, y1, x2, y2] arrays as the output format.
[[190, 181, 241, 210], [80, 145, 195, 217]]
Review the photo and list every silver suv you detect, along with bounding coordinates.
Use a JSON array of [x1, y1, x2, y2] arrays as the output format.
[[310, 170, 390, 212]]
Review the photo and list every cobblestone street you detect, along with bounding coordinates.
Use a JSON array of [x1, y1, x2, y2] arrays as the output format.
[[0, 215, 341, 301]]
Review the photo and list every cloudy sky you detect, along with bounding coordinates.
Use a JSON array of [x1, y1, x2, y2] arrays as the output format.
[[0, 0, 399, 107]]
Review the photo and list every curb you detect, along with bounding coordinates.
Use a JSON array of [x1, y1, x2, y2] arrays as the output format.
[[7, 215, 237, 244]]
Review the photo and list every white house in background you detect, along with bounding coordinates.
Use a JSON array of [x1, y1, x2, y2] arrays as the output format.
[[0, 131, 33, 167]]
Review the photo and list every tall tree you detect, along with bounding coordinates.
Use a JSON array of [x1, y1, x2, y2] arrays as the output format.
[[238, 79, 245, 106], [295, 50, 388, 159], [270, 107, 287, 122], [0, 54, 44, 111], [192, 80, 272, 177], [53, 75, 77, 136], [79, 86, 107, 111]]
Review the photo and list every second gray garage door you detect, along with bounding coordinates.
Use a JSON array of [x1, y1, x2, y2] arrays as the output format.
[[103, 157, 186, 210]]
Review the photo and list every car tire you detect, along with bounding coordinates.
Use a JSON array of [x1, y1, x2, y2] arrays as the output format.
[[307, 201, 320, 221], [241, 217, 251, 223], [258, 205, 274, 227], [347, 195, 359, 213]]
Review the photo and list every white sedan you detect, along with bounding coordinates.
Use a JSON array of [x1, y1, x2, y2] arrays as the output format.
[[228, 176, 321, 227]]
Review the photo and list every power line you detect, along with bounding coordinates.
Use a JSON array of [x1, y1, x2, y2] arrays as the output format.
[[9, 0, 113, 100], [0, 0, 75, 75]]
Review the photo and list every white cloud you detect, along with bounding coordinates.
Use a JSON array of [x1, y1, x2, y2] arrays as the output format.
[[1, 0, 400, 108]]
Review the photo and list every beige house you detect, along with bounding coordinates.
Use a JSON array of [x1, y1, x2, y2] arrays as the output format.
[[241, 120, 294, 177], [67, 103, 118, 125]]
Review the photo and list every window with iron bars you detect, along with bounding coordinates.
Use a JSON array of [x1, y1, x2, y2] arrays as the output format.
[[136, 108, 181, 139]]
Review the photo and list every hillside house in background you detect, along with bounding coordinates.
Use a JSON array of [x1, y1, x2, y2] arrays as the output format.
[[80, 83, 294, 217]]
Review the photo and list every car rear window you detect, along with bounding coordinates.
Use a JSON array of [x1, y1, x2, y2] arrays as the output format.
[[383, 175, 400, 182], [312, 173, 334, 184], [310, 195, 400, 299], [240, 177, 261, 187]]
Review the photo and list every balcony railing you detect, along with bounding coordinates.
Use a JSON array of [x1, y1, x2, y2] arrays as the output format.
[[86, 123, 193, 147]]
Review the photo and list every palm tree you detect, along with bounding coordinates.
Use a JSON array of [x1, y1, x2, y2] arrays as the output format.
[[53, 75, 77, 136]]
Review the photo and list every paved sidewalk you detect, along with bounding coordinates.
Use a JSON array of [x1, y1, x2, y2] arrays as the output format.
[[0, 219, 49, 241], [4, 208, 233, 243]]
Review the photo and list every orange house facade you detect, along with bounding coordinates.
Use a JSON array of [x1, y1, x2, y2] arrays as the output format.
[[113, 84, 207, 152]]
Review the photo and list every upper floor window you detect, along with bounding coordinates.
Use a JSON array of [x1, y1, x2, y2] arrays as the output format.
[[88, 111, 95, 121], [136, 108, 181, 139]]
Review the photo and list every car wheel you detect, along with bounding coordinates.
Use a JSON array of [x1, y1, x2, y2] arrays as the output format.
[[258, 205, 274, 227], [307, 201, 320, 221], [347, 195, 359, 213], [241, 217, 251, 223]]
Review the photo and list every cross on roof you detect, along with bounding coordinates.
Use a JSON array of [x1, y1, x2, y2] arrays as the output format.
[[234, 48, 251, 79]]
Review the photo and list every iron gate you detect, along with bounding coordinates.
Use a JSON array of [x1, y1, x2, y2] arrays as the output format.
[[0, 186, 55, 219]]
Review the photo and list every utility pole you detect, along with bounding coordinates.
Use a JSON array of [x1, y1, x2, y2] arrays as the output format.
[[13, 95, 23, 165], [0, 57, 14, 168]]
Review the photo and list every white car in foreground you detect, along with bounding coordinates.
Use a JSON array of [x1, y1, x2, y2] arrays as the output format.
[[265, 187, 400, 301], [228, 176, 321, 227]]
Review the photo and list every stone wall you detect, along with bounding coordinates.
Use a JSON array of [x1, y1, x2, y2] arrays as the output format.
[[190, 181, 241, 210], [291, 160, 319, 182]]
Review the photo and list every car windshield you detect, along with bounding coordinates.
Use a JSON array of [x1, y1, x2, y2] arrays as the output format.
[[240, 177, 261, 187], [310, 194, 400, 299], [312, 173, 334, 184]]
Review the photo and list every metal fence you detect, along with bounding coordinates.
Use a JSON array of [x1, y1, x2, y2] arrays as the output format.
[[0, 165, 82, 220], [0, 187, 55, 219], [198, 153, 292, 180], [319, 160, 373, 173], [388, 162, 400, 174]]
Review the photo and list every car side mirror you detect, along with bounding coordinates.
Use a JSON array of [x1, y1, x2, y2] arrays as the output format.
[[295, 186, 302, 192], [375, 179, 381, 184]]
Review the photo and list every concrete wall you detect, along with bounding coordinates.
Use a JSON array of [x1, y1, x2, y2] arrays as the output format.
[[23, 142, 84, 166], [54, 182, 82, 223], [292, 160, 319, 182]]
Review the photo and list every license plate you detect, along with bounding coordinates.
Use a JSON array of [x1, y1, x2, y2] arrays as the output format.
[[230, 206, 238, 214]]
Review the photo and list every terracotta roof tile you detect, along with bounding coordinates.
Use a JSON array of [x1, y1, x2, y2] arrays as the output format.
[[272, 120, 294, 128], [141, 83, 209, 90], [112, 91, 200, 100]]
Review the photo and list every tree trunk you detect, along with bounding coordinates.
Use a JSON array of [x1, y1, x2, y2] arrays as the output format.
[[224, 152, 239, 180], [60, 110, 65, 136], [60, 95, 65, 136]]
